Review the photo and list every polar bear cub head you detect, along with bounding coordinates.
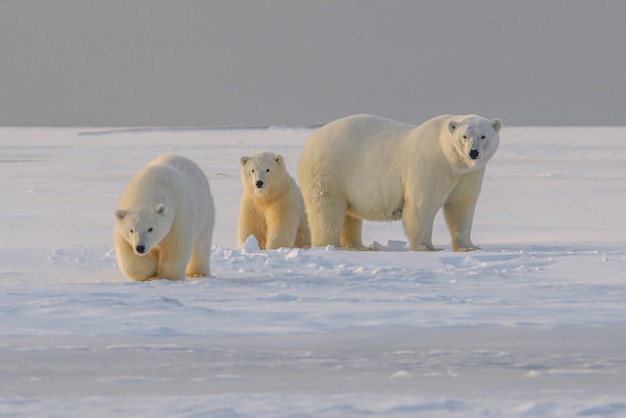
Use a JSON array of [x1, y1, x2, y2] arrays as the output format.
[[240, 152, 286, 196], [447, 115, 502, 171], [115, 204, 174, 255]]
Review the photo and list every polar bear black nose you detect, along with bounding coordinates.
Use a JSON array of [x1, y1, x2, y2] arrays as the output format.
[[136, 245, 146, 254], [469, 150, 480, 159], [255, 180, 264, 188]]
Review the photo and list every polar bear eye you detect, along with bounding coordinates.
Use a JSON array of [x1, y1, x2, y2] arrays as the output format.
[[481, 135, 486, 139], [462, 135, 467, 139], [148, 228, 153, 233], [129, 229, 134, 234], [266, 169, 270, 172], [251, 169, 255, 173]]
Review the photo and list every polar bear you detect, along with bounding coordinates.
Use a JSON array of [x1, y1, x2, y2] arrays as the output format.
[[238, 151, 310, 250], [113, 154, 215, 281], [298, 114, 501, 251]]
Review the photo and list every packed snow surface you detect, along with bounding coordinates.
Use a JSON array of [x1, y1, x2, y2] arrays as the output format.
[[1, 126, 625, 417]]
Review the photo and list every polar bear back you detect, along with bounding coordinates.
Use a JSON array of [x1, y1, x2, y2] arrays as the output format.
[[303, 114, 414, 172], [299, 114, 451, 222], [118, 154, 214, 233]]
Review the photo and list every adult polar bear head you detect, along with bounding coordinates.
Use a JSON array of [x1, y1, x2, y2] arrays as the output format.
[[115, 204, 174, 256], [444, 115, 502, 173]]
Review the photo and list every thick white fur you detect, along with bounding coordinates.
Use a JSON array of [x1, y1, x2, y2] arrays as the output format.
[[114, 154, 215, 281], [298, 114, 501, 251], [238, 151, 310, 250]]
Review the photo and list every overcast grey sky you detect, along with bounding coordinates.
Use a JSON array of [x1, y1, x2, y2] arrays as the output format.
[[1, 0, 625, 127]]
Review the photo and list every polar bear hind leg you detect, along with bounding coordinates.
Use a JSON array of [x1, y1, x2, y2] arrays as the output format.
[[295, 217, 311, 248], [341, 213, 365, 249], [307, 195, 346, 248]]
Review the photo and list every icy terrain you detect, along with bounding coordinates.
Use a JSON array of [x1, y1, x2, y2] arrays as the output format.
[[1, 126, 625, 417]]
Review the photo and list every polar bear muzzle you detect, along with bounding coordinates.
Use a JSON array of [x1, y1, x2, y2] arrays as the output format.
[[133, 234, 150, 255]]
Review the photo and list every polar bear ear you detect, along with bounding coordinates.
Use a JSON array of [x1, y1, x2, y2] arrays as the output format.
[[155, 204, 167, 216], [115, 210, 127, 221], [448, 121, 459, 133], [240, 156, 250, 166], [491, 119, 502, 132], [275, 155, 284, 166]]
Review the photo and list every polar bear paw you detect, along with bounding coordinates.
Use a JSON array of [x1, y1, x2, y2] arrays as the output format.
[[453, 245, 481, 252], [411, 244, 444, 252]]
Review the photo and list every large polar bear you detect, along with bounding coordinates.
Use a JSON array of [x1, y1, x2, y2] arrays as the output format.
[[114, 154, 215, 281], [298, 114, 501, 251], [238, 151, 310, 250]]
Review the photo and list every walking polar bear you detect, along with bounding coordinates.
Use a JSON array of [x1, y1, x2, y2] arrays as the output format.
[[114, 154, 215, 281], [238, 151, 310, 250], [298, 114, 501, 251]]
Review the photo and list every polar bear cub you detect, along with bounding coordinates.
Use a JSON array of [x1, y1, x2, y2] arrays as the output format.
[[298, 114, 501, 252], [238, 151, 310, 250], [114, 154, 215, 281]]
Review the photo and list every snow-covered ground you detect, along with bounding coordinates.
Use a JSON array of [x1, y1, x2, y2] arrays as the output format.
[[1, 125, 625, 417]]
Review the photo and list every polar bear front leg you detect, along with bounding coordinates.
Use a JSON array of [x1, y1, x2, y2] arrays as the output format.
[[237, 202, 265, 248], [402, 202, 441, 251], [265, 205, 299, 249], [155, 257, 188, 281], [187, 225, 213, 278], [154, 239, 192, 281], [443, 197, 480, 252], [114, 232, 158, 281], [443, 173, 483, 252]]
